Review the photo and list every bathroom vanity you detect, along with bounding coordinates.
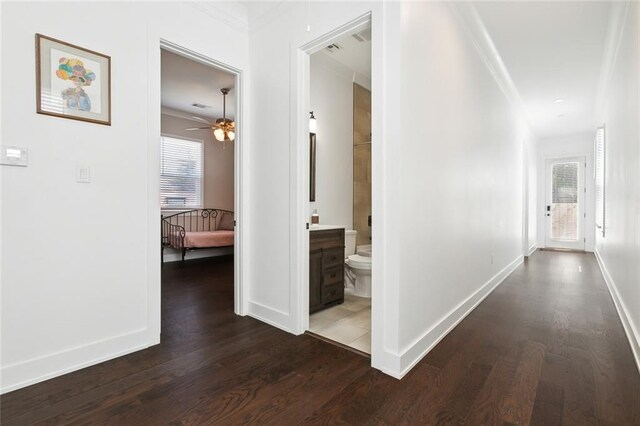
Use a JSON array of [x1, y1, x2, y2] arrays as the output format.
[[309, 226, 345, 313]]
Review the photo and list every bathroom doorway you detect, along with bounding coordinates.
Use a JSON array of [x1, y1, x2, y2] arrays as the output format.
[[304, 22, 373, 355]]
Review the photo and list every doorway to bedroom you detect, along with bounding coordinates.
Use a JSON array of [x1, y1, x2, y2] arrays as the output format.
[[159, 45, 239, 337]]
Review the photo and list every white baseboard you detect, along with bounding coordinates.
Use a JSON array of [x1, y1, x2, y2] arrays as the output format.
[[594, 249, 640, 374], [384, 255, 524, 379], [527, 244, 537, 256], [1, 328, 155, 394], [162, 246, 234, 263], [247, 301, 291, 333]]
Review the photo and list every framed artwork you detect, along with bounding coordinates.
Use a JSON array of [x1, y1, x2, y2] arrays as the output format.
[[36, 34, 111, 125]]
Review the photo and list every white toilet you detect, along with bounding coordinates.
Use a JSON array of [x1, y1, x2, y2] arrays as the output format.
[[344, 231, 372, 298]]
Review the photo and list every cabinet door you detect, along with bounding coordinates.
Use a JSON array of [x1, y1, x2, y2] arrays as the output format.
[[309, 250, 323, 313]]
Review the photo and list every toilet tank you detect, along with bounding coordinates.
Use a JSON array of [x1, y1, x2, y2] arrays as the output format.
[[356, 244, 372, 257], [345, 230, 357, 256]]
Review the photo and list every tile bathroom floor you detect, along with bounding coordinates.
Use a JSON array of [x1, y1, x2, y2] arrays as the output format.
[[308, 290, 371, 354]]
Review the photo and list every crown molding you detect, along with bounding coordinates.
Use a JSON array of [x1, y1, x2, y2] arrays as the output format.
[[185, 1, 295, 36], [186, 0, 251, 34], [447, 2, 534, 137], [595, 0, 631, 122], [245, 1, 291, 34]]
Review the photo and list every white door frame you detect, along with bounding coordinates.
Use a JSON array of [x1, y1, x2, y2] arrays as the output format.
[[291, 12, 381, 359], [146, 39, 248, 344], [544, 155, 586, 250], [522, 141, 530, 257]]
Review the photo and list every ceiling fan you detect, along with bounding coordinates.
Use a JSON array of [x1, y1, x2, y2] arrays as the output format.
[[186, 88, 235, 142]]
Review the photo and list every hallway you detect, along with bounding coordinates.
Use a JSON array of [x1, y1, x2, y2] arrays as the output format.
[[1, 251, 638, 424]]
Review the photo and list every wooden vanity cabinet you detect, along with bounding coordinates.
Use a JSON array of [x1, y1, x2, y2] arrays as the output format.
[[309, 228, 345, 313]]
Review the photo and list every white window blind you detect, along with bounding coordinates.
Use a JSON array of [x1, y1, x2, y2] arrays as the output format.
[[551, 162, 579, 240], [594, 127, 605, 235], [160, 135, 203, 208]]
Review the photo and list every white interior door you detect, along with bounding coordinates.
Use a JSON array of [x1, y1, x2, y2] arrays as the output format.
[[544, 156, 586, 250]]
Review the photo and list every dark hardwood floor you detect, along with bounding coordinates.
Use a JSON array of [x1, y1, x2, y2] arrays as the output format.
[[2, 251, 639, 424]]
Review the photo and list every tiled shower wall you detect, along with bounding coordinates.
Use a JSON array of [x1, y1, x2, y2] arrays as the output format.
[[353, 83, 372, 246]]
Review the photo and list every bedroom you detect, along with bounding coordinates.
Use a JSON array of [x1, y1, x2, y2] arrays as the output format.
[[160, 47, 237, 318], [160, 49, 235, 262]]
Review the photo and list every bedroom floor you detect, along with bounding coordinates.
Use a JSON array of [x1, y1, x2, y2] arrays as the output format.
[[308, 291, 371, 354]]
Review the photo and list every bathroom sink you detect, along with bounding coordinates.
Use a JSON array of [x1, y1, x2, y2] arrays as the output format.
[[309, 225, 345, 231]]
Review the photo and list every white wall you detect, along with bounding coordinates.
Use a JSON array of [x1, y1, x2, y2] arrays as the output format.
[[248, 1, 534, 378], [247, 0, 386, 333], [246, 0, 407, 375], [309, 53, 355, 230], [161, 112, 234, 211], [536, 132, 596, 251], [0, 1, 249, 393], [527, 140, 538, 254], [395, 1, 533, 373], [1, 0, 543, 389], [595, 1, 639, 370]]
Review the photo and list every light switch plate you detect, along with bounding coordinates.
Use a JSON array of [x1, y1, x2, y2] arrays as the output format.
[[76, 164, 91, 183], [1, 146, 28, 167]]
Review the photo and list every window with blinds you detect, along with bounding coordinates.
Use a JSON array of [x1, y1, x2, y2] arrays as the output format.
[[594, 126, 605, 235], [551, 162, 579, 240], [160, 135, 203, 208]]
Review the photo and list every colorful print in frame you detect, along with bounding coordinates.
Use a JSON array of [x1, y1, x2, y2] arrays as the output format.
[[36, 34, 111, 125]]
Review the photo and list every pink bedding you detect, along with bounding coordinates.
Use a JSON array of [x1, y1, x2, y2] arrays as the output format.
[[183, 230, 234, 248]]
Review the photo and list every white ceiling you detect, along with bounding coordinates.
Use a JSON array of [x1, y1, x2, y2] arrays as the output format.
[[161, 49, 236, 121], [191, 1, 611, 138], [318, 27, 372, 79], [474, 1, 614, 139]]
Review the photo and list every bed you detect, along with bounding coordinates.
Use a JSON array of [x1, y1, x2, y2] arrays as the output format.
[[161, 208, 234, 262]]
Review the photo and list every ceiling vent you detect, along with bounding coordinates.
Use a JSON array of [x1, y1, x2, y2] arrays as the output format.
[[192, 102, 211, 109], [325, 43, 342, 53], [352, 28, 372, 42]]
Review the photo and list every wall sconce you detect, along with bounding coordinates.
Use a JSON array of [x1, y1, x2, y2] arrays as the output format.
[[309, 111, 317, 202], [309, 111, 317, 134]]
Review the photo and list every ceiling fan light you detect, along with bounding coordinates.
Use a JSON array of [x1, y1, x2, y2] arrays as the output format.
[[228, 131, 236, 141], [213, 128, 225, 141]]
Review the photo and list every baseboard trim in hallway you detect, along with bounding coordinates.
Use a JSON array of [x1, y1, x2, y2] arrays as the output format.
[[0, 328, 152, 395], [595, 249, 640, 374], [395, 255, 524, 378]]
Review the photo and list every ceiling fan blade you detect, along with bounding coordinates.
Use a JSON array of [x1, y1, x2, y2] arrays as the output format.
[[191, 116, 214, 124], [185, 127, 212, 130]]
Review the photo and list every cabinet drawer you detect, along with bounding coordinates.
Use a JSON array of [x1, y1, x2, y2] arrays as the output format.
[[310, 228, 344, 251], [322, 284, 343, 304], [323, 247, 344, 268], [323, 265, 343, 287]]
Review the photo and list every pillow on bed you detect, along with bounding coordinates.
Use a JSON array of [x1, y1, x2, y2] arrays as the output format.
[[218, 212, 234, 230]]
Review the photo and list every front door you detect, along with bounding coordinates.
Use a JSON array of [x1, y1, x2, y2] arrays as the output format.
[[544, 157, 586, 250]]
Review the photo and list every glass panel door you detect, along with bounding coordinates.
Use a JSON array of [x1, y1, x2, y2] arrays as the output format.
[[545, 157, 586, 250]]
